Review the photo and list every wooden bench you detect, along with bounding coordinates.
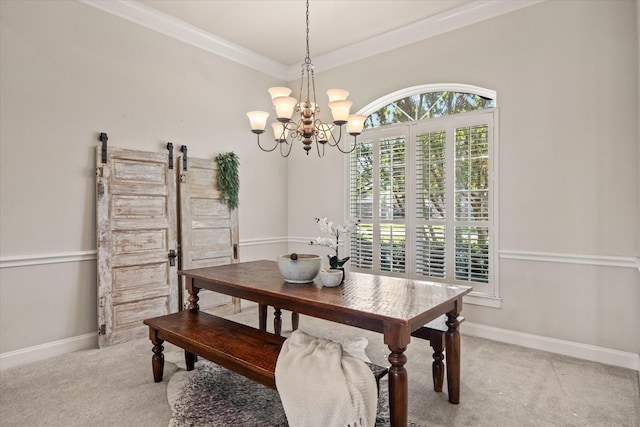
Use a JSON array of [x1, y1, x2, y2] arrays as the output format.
[[143, 310, 388, 391], [260, 306, 463, 394]]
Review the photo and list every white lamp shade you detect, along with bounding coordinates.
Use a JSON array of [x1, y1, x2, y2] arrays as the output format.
[[271, 122, 289, 140], [327, 89, 349, 102], [328, 100, 353, 122], [268, 86, 292, 100], [273, 96, 297, 120], [348, 114, 366, 134], [246, 111, 269, 131]]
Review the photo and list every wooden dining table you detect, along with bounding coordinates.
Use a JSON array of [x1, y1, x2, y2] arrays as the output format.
[[179, 260, 471, 427]]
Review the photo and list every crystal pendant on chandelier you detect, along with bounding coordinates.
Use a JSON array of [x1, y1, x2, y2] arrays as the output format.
[[246, 0, 365, 158]]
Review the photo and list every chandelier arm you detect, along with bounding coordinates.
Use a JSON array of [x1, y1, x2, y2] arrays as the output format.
[[256, 134, 280, 152], [332, 129, 358, 154], [324, 123, 344, 147], [280, 139, 294, 157], [316, 140, 326, 158]]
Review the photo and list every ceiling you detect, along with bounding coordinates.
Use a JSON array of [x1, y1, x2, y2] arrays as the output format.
[[83, 0, 543, 80], [137, 0, 474, 66]]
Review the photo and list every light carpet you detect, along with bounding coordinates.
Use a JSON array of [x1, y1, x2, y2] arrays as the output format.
[[167, 360, 424, 427], [1, 303, 638, 426]]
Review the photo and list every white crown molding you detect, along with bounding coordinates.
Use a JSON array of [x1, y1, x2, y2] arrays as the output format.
[[79, 0, 544, 82], [79, 0, 290, 80], [295, 0, 546, 79]]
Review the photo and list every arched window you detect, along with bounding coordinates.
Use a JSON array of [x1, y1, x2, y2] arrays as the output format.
[[349, 84, 499, 304]]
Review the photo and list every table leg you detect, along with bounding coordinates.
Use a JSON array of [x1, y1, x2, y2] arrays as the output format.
[[388, 345, 408, 427], [445, 310, 461, 404], [258, 304, 267, 331], [291, 312, 299, 330]]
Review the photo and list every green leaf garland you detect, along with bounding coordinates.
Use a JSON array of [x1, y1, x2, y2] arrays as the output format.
[[215, 152, 239, 210]]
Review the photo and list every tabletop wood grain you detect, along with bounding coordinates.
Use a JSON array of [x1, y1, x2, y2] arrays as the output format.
[[179, 259, 471, 334]]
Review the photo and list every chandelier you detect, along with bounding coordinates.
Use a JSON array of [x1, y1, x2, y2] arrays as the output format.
[[246, 0, 365, 158]]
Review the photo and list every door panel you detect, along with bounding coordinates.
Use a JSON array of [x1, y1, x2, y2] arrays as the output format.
[[178, 155, 240, 315], [96, 147, 178, 347]]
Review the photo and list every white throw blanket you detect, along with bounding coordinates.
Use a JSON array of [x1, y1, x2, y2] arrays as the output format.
[[275, 330, 378, 427]]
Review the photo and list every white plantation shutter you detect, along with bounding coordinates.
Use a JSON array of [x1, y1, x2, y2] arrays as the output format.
[[350, 141, 374, 269], [349, 101, 496, 299], [379, 136, 406, 273], [416, 128, 447, 278], [454, 123, 490, 283], [379, 136, 405, 221]]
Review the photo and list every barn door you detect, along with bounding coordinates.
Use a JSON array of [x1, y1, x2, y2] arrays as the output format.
[[178, 155, 240, 315], [96, 146, 178, 348]]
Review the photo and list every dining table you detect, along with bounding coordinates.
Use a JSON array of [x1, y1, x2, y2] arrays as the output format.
[[179, 259, 471, 427]]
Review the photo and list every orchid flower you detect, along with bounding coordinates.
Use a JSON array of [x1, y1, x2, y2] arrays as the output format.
[[309, 217, 360, 268]]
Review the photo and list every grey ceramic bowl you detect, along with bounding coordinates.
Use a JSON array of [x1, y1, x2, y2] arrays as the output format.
[[277, 254, 322, 283], [319, 269, 343, 287]]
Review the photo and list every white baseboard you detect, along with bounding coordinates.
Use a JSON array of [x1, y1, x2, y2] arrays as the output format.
[[0, 332, 98, 371], [462, 322, 639, 371], [2, 323, 637, 373]]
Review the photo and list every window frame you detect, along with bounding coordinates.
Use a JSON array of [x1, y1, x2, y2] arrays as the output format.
[[345, 85, 500, 307]]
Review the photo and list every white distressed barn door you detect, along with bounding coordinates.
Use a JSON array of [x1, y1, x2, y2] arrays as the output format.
[[96, 146, 178, 348], [178, 154, 240, 315]]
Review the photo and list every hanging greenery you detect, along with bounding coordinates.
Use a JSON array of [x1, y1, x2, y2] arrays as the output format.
[[215, 152, 240, 210]]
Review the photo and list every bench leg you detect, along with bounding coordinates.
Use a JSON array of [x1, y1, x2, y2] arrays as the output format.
[[430, 331, 445, 392], [150, 331, 164, 383], [185, 350, 196, 371], [274, 308, 282, 336], [291, 312, 299, 330]]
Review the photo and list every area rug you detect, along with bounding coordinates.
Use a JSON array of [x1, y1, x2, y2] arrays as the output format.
[[168, 362, 428, 427], [166, 337, 424, 427]]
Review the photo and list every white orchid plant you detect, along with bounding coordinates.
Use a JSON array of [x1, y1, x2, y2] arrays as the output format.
[[309, 217, 360, 269]]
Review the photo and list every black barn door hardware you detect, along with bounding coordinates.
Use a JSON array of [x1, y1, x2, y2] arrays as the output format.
[[181, 145, 188, 171], [167, 142, 174, 170], [100, 132, 108, 164]]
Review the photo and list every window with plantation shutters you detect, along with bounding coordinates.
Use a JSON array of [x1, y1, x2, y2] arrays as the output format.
[[349, 88, 497, 301]]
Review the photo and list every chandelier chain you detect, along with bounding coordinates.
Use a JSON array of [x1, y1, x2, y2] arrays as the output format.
[[305, 0, 311, 63]]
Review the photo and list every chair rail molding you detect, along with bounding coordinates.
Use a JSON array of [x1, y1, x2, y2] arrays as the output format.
[[2, 246, 638, 273], [499, 250, 639, 272], [0, 251, 97, 269], [0, 238, 290, 269]]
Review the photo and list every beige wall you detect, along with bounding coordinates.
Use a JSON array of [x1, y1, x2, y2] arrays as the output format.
[[0, 0, 638, 360], [287, 0, 640, 354], [0, 0, 289, 353]]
